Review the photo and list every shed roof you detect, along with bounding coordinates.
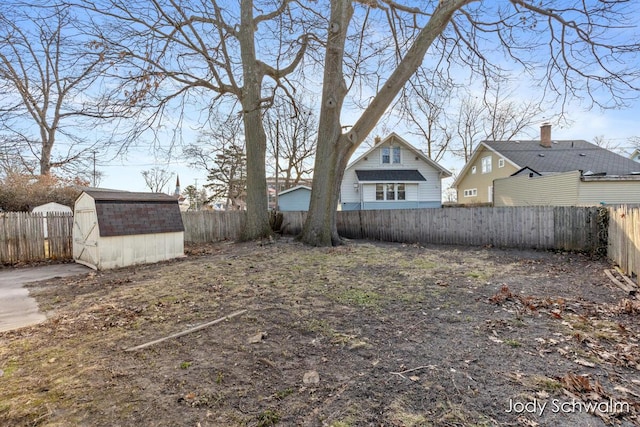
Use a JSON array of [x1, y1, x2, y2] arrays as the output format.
[[355, 169, 426, 182], [80, 190, 184, 237]]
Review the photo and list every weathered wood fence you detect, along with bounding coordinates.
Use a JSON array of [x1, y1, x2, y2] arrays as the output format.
[[181, 211, 245, 243], [608, 206, 640, 280], [4, 207, 640, 281], [281, 206, 604, 252], [0, 212, 73, 264]]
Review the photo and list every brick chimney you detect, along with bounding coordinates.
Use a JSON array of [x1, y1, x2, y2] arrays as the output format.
[[540, 123, 551, 148]]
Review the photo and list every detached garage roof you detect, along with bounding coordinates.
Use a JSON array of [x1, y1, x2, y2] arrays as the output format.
[[82, 190, 184, 237], [355, 169, 426, 182]]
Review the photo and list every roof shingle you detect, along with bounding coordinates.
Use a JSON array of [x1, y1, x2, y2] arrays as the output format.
[[484, 140, 640, 176]]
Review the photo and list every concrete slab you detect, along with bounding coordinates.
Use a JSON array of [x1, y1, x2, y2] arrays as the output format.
[[0, 263, 91, 333]]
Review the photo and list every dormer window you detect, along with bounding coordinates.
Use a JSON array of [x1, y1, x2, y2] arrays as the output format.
[[382, 146, 401, 164]]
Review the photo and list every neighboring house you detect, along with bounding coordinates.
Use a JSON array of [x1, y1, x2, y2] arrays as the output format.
[[454, 123, 640, 206], [631, 149, 640, 163], [278, 185, 312, 211], [341, 133, 452, 210]]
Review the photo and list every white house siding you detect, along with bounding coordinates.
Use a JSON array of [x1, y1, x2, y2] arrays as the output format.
[[578, 180, 640, 205], [494, 171, 580, 206], [341, 141, 445, 210]]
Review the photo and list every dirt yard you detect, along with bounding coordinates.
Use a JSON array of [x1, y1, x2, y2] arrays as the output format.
[[1, 238, 639, 426]]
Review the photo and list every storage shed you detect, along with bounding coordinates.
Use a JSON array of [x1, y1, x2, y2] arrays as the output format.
[[73, 190, 184, 270], [278, 185, 312, 211], [32, 202, 73, 239]]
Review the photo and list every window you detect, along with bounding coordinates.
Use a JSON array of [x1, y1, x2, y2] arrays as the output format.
[[397, 184, 406, 200], [375, 184, 384, 200], [471, 166, 477, 174], [463, 188, 477, 197], [481, 156, 492, 173], [381, 147, 390, 164], [385, 183, 395, 200], [381, 146, 401, 164], [392, 146, 401, 164], [498, 158, 505, 168], [375, 183, 405, 200]]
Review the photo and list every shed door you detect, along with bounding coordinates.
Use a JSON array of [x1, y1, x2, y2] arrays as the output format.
[[73, 208, 99, 268]]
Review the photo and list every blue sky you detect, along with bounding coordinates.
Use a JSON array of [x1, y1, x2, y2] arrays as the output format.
[[62, 1, 640, 193]]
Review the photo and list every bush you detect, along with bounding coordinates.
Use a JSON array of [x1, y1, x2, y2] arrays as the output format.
[[0, 173, 87, 211]]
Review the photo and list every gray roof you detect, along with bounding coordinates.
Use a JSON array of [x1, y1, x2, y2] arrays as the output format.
[[355, 169, 426, 181], [484, 140, 640, 176], [81, 190, 184, 237], [84, 189, 179, 202]]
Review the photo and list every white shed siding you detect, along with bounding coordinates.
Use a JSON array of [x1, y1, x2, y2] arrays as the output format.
[[99, 232, 184, 270], [578, 180, 640, 205], [494, 171, 580, 206]]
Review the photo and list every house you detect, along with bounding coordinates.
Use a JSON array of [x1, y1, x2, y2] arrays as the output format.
[[340, 133, 452, 210], [454, 123, 640, 206], [631, 149, 640, 163], [277, 185, 312, 211], [73, 189, 184, 270]]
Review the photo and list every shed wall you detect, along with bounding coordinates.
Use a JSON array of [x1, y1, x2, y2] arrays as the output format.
[[98, 231, 184, 270]]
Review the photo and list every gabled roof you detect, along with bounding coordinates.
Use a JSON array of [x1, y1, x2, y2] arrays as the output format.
[[79, 190, 184, 237], [485, 140, 640, 175], [83, 189, 178, 202], [278, 185, 311, 196], [346, 133, 452, 177], [455, 139, 640, 187], [355, 169, 426, 181]]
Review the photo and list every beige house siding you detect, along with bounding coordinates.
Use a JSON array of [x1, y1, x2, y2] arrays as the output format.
[[579, 180, 640, 205], [456, 146, 518, 204], [494, 171, 580, 206]]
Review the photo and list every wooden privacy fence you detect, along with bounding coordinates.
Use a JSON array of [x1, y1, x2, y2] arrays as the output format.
[[281, 206, 604, 252], [1, 207, 635, 271], [181, 211, 245, 243], [608, 205, 640, 279], [0, 212, 73, 264]]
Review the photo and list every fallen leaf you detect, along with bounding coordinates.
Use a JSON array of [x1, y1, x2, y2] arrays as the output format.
[[303, 370, 319, 385], [247, 331, 266, 344]]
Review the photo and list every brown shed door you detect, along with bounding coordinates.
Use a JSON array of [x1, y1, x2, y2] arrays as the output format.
[[73, 208, 99, 268]]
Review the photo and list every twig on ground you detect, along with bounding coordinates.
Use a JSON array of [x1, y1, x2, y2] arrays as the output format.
[[390, 365, 435, 379], [605, 269, 636, 297], [124, 309, 247, 352]]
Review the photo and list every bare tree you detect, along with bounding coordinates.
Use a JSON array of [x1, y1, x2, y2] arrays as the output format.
[[141, 167, 174, 193], [592, 135, 622, 154], [183, 114, 248, 210], [300, 0, 640, 246], [0, 1, 115, 176], [77, 0, 318, 240], [264, 97, 317, 189], [452, 95, 486, 162], [398, 69, 455, 162]]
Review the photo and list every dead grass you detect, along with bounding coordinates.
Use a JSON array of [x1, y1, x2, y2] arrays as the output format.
[[0, 238, 638, 426]]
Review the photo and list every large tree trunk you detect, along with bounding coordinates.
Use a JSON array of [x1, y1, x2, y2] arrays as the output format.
[[300, 0, 470, 246], [238, 0, 271, 241], [299, 0, 353, 246]]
